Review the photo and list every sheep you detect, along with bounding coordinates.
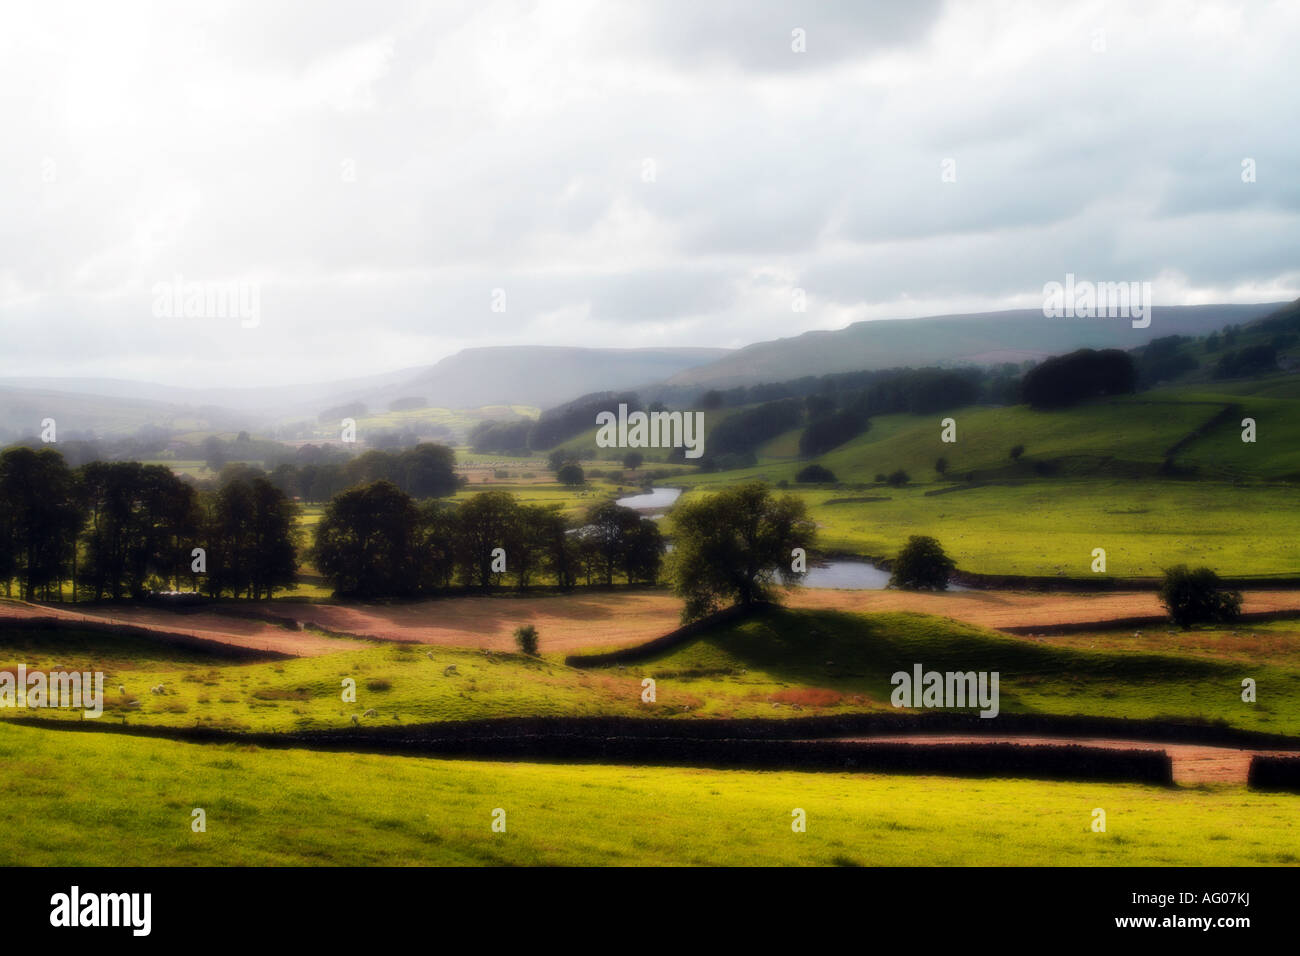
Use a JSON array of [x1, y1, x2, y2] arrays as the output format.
[[362, 708, 377, 718], [118, 685, 126, 695], [150, 684, 165, 695], [443, 664, 458, 676], [350, 714, 359, 726]]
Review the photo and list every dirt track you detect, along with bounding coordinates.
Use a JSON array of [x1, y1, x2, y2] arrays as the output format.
[[4, 587, 1300, 657], [831, 734, 1299, 785]]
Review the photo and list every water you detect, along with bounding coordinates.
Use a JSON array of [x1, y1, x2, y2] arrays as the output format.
[[802, 560, 892, 590], [615, 487, 683, 511], [802, 559, 969, 591]]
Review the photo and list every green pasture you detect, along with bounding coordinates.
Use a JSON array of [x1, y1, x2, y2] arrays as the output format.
[[1, 721, 1297, 866]]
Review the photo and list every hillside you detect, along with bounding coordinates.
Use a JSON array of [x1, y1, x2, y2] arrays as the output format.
[[666, 303, 1286, 390]]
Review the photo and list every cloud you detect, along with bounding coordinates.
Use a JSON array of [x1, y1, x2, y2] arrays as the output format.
[[0, 0, 1296, 388]]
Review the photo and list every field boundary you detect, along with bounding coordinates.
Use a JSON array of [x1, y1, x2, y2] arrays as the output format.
[[3, 714, 1177, 785]]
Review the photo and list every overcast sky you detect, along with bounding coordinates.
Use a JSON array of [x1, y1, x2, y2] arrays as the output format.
[[1, 0, 1297, 388]]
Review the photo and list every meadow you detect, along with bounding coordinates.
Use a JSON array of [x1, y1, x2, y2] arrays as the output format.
[[6, 608, 1299, 736], [1, 720, 1296, 866]]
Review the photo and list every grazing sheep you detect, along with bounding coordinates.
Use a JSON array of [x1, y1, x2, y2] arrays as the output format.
[[150, 684, 165, 695], [443, 664, 458, 676], [350, 714, 359, 725], [362, 708, 377, 717], [118, 685, 126, 695], [426, 651, 435, 660]]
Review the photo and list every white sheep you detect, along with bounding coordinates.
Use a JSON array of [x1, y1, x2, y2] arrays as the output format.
[[362, 708, 377, 717]]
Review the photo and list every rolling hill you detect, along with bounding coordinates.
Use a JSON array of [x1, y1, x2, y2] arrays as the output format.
[[665, 303, 1287, 391]]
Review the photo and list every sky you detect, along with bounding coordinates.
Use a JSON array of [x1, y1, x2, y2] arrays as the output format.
[[0, 0, 1297, 388]]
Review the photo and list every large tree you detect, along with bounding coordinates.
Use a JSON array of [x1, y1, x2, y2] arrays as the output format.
[[314, 480, 416, 598], [0, 447, 82, 600], [667, 482, 815, 622], [453, 490, 520, 589]]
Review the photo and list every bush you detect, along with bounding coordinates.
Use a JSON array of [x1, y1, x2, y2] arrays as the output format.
[[1009, 444, 1025, 460], [886, 469, 910, 487], [557, 463, 585, 486], [934, 456, 948, 475], [889, 535, 956, 591], [1158, 565, 1243, 628], [795, 464, 837, 483], [514, 624, 540, 656]]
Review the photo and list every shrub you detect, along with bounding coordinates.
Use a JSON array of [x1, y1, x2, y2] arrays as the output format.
[[1009, 444, 1025, 460], [795, 464, 837, 483], [557, 463, 585, 486], [889, 535, 956, 591], [934, 456, 948, 475], [886, 469, 910, 487], [1158, 566, 1243, 628], [514, 624, 540, 656]]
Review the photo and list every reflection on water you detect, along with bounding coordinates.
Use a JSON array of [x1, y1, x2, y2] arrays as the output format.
[[615, 487, 683, 510], [803, 560, 968, 591]]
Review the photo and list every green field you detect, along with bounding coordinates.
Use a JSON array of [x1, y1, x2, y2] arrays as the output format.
[[675, 479, 1300, 579], [6, 608, 1299, 735], [1, 720, 1296, 866]]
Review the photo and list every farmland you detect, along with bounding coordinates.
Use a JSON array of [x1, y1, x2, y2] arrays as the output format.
[[2, 720, 1297, 867]]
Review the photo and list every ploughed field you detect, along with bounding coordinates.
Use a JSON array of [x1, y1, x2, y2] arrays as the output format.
[[6, 587, 1300, 657]]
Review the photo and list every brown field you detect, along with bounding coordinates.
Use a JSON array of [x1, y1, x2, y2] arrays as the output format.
[[4, 587, 1300, 658], [0, 601, 365, 656]]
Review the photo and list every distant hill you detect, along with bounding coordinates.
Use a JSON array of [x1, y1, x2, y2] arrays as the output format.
[[377, 346, 731, 411], [664, 304, 1287, 391], [0, 346, 730, 438]]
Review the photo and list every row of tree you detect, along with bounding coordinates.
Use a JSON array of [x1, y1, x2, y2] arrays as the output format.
[[314, 483, 665, 598], [0, 447, 298, 601]]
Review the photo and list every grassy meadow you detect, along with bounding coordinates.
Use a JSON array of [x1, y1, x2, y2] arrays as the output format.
[[2, 720, 1297, 866], [5, 608, 1298, 735]]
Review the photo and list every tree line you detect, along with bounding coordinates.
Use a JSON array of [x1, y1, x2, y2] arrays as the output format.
[[0, 447, 298, 601], [313, 483, 665, 598]]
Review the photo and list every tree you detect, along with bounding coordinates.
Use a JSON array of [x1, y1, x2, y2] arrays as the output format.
[[886, 469, 910, 487], [514, 624, 539, 656], [398, 443, 458, 498], [1009, 444, 1025, 461], [799, 410, 868, 456], [581, 501, 651, 586], [557, 463, 585, 486], [622, 451, 644, 471], [454, 490, 520, 589], [1159, 565, 1243, 628], [889, 535, 956, 591], [0, 447, 81, 600], [934, 457, 948, 475], [667, 483, 815, 622], [314, 481, 416, 598], [795, 464, 836, 483], [1021, 349, 1137, 409], [547, 448, 578, 472]]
